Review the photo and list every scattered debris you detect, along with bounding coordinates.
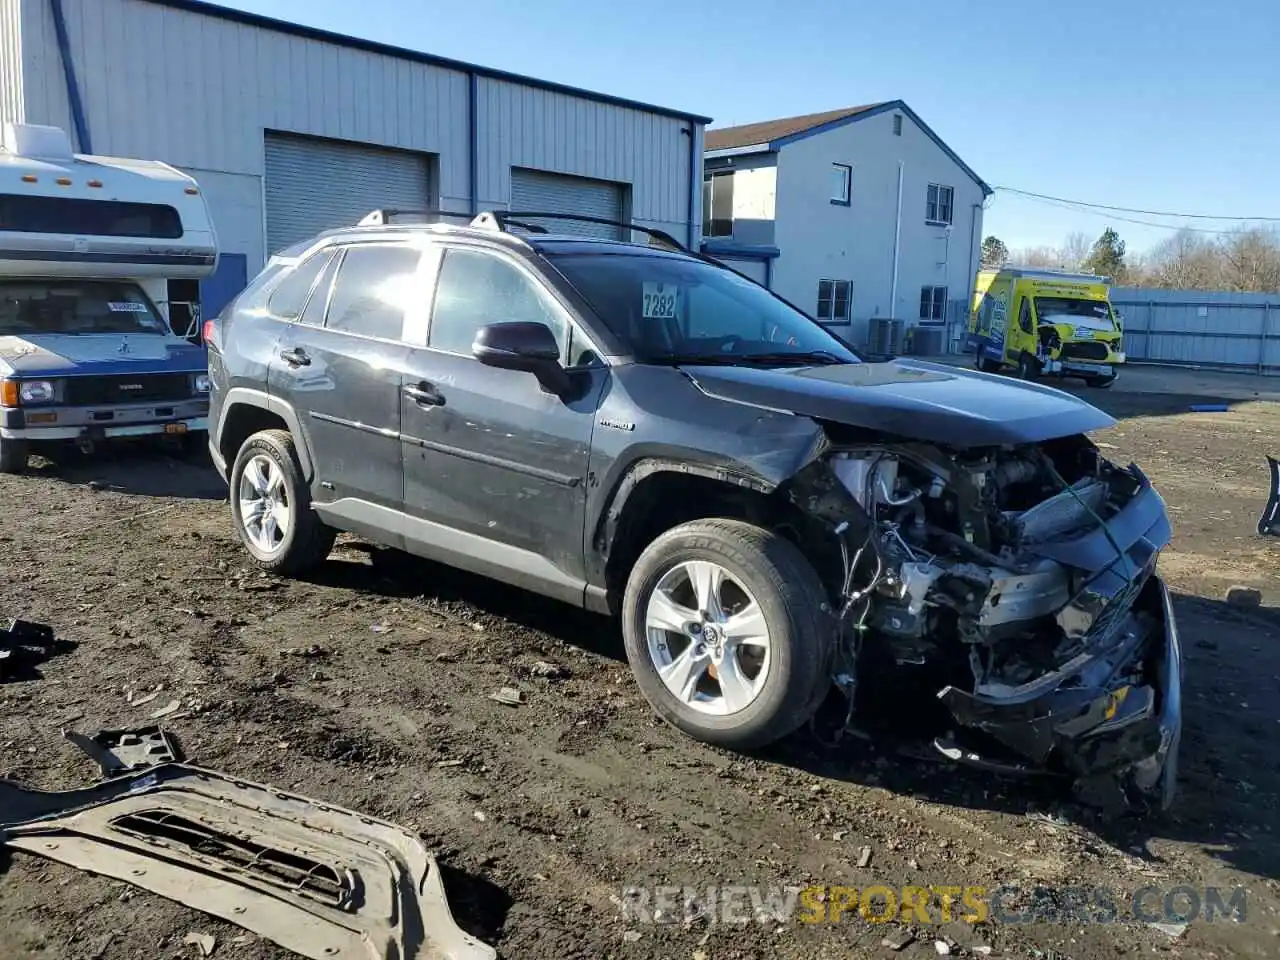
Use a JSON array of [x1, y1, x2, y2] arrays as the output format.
[[0, 763, 497, 960], [622, 931, 641, 943], [857, 846, 873, 868], [435, 758, 466, 768], [182, 932, 217, 957], [371, 623, 392, 634], [0, 618, 59, 682], [881, 929, 915, 951], [488, 686, 525, 706], [129, 690, 161, 707], [149, 699, 182, 720], [934, 940, 952, 956], [973, 947, 993, 956], [529, 660, 569, 680], [1226, 585, 1263, 607], [282, 644, 331, 659], [474, 810, 487, 822], [1150, 921, 1188, 940], [64, 725, 184, 777]]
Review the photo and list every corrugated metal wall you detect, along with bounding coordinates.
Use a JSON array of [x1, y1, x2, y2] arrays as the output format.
[[0, 0, 23, 128], [10, 0, 701, 267], [1110, 287, 1280, 373], [509, 168, 624, 239]]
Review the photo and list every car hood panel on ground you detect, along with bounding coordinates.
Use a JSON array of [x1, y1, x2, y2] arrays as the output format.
[[680, 358, 1116, 447]]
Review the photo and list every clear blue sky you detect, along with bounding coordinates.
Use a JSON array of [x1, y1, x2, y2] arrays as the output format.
[[223, 0, 1280, 256]]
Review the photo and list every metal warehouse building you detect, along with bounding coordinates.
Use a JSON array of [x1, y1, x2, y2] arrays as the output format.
[[0, 0, 708, 317]]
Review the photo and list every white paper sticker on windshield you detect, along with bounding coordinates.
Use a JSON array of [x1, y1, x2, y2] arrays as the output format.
[[108, 301, 149, 313], [642, 282, 679, 320]]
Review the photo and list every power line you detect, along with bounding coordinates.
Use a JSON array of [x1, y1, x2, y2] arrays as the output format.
[[1010, 194, 1251, 236], [995, 186, 1280, 223]]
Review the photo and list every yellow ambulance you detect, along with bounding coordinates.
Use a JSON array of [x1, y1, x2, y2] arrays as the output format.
[[966, 267, 1124, 387]]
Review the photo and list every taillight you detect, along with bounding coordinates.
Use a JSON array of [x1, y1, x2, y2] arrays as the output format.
[[202, 318, 217, 345]]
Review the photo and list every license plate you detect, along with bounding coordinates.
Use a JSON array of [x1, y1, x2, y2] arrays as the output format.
[[164, 423, 188, 435], [1071, 362, 1110, 375], [642, 282, 679, 320]]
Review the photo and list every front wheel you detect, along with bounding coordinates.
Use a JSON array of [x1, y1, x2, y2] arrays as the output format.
[[229, 429, 335, 574], [1016, 352, 1039, 380], [0, 436, 28, 474], [621, 518, 835, 751], [1085, 374, 1116, 388]]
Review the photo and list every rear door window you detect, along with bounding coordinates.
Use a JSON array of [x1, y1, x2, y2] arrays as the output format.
[[268, 249, 335, 320], [323, 244, 423, 341]]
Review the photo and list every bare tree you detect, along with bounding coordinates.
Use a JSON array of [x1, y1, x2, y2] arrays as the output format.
[[1061, 232, 1090, 270]]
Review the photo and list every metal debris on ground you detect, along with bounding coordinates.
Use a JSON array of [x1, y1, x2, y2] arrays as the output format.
[[64, 725, 184, 777], [857, 846, 873, 868], [881, 928, 915, 951], [0, 763, 497, 960], [1150, 921, 1188, 939], [934, 940, 952, 956], [182, 932, 217, 957], [149, 699, 182, 720], [488, 686, 525, 706], [129, 689, 161, 707], [529, 660, 569, 680]]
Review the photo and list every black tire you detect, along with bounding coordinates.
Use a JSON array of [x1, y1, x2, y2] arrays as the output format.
[[171, 430, 211, 463], [0, 436, 28, 474], [229, 429, 335, 575], [1085, 374, 1116, 389], [621, 518, 835, 751], [1016, 352, 1039, 380]]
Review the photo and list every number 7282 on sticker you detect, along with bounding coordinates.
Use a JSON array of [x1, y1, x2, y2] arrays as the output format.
[[642, 282, 679, 320]]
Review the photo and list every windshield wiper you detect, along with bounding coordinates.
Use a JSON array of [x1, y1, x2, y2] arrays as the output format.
[[734, 350, 850, 366]]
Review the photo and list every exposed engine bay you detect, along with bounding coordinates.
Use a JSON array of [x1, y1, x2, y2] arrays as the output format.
[[790, 432, 1179, 812]]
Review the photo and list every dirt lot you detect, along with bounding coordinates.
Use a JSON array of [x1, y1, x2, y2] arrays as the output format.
[[4, 369, 1280, 960]]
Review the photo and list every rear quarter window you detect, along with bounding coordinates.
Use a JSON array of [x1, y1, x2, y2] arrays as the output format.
[[268, 249, 336, 320]]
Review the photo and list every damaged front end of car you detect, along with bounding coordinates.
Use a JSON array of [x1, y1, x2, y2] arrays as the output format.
[[785, 430, 1182, 813]]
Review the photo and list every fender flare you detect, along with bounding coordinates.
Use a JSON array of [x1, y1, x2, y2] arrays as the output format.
[[217, 387, 315, 481]]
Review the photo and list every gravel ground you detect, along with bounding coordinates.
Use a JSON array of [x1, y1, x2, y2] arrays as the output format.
[[3, 378, 1280, 960]]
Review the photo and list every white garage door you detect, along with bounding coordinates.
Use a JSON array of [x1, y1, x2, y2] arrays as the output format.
[[509, 168, 625, 240], [264, 133, 432, 254], [715, 257, 768, 285]]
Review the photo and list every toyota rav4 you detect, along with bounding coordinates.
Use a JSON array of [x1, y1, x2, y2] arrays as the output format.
[[206, 210, 1182, 812]]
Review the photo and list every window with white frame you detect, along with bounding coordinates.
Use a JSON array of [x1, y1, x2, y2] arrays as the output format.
[[702, 172, 734, 237], [919, 285, 947, 321], [893, 114, 903, 136], [926, 184, 954, 225], [817, 279, 852, 322], [831, 164, 852, 205]]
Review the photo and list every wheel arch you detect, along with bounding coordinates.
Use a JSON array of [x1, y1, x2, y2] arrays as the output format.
[[217, 388, 315, 481]]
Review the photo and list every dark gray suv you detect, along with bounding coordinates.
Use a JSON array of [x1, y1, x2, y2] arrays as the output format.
[[207, 210, 1181, 811]]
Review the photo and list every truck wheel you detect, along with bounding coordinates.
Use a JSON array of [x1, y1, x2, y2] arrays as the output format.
[[1085, 374, 1116, 389], [229, 429, 335, 575], [621, 518, 835, 750], [0, 436, 28, 474], [1016, 352, 1039, 380]]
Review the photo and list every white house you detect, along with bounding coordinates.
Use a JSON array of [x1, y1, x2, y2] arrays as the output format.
[[702, 101, 990, 350], [0, 0, 707, 324]]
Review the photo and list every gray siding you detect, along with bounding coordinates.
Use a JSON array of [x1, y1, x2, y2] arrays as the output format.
[[10, 0, 702, 268], [1111, 287, 1280, 372], [0, 0, 23, 128]]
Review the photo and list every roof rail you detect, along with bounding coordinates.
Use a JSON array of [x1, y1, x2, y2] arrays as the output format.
[[356, 209, 478, 226], [356, 207, 687, 253], [480, 210, 687, 252]]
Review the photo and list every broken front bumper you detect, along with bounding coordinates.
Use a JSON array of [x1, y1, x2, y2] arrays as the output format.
[[938, 575, 1181, 810], [936, 467, 1181, 810]]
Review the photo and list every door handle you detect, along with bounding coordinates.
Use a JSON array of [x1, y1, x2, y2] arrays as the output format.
[[403, 381, 445, 406], [279, 347, 311, 367]]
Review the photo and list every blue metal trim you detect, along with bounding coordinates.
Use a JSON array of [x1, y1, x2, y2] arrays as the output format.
[[764, 257, 772, 290], [135, 0, 713, 125], [766, 100, 991, 197], [468, 73, 479, 215], [49, 0, 92, 153], [699, 239, 780, 260]]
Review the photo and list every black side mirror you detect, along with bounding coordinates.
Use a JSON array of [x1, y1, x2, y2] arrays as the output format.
[[473, 321, 572, 395]]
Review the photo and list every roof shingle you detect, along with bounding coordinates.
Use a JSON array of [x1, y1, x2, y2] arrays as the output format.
[[704, 104, 887, 151]]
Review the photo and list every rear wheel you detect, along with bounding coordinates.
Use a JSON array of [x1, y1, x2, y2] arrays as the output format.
[[1016, 352, 1039, 380], [0, 436, 28, 474], [230, 429, 335, 574], [621, 518, 834, 750]]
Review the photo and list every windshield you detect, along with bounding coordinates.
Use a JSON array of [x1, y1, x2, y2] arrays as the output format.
[[547, 252, 860, 365], [1033, 297, 1115, 329], [0, 281, 169, 336]]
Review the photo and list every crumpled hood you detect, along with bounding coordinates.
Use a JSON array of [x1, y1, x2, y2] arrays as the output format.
[[681, 358, 1115, 447], [0, 333, 206, 376]]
